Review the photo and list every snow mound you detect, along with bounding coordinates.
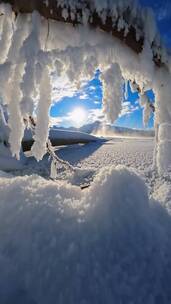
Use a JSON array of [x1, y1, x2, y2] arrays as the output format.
[[0, 166, 171, 303]]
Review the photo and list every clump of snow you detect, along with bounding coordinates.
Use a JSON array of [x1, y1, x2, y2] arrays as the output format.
[[0, 166, 171, 303], [0, 4, 13, 64], [101, 63, 123, 123], [7, 14, 29, 63], [153, 181, 171, 214], [0, 62, 11, 99], [139, 93, 152, 126], [8, 64, 25, 159], [19, 12, 42, 118], [31, 66, 52, 161]]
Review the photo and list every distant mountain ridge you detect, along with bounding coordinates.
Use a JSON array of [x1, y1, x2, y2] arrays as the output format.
[[53, 121, 155, 137]]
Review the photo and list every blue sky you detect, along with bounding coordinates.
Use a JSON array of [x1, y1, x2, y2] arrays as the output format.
[[140, 0, 171, 49], [50, 0, 171, 130]]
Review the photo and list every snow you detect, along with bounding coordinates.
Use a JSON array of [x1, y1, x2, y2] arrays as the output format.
[[0, 1, 171, 302], [101, 63, 123, 123], [1, 129, 171, 304], [158, 123, 171, 142], [56, 137, 153, 173], [1, 151, 171, 303], [156, 123, 171, 174], [0, 4, 13, 64], [0, 2, 170, 173], [8, 64, 25, 159], [0, 105, 9, 142], [24, 127, 98, 144], [31, 66, 52, 161], [139, 93, 152, 127]]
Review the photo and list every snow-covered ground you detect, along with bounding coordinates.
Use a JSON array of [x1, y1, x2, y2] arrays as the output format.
[[1, 137, 171, 304], [57, 137, 153, 172]]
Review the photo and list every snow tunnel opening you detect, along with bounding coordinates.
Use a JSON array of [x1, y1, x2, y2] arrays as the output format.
[[0, 2, 170, 175]]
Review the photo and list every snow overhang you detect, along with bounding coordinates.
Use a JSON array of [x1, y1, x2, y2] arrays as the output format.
[[0, 0, 169, 69]]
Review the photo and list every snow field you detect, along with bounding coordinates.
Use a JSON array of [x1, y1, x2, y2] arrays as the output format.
[[0, 162, 171, 303], [57, 138, 154, 172]]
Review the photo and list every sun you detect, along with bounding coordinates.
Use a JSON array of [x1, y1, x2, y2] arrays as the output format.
[[70, 107, 87, 127]]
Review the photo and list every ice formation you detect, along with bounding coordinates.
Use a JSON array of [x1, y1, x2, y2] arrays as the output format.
[[139, 93, 152, 127], [31, 66, 52, 161], [101, 63, 123, 123], [0, 1, 170, 174]]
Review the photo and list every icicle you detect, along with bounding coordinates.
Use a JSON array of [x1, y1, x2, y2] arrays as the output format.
[[62, 8, 69, 21], [31, 66, 52, 161], [8, 64, 25, 159], [20, 11, 42, 118], [101, 63, 123, 123], [0, 62, 11, 96], [139, 93, 152, 127], [0, 4, 13, 64], [143, 102, 151, 127], [4, 14, 30, 109], [7, 14, 29, 63]]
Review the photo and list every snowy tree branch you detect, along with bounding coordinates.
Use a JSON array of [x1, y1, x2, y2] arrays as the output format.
[[0, 0, 167, 68]]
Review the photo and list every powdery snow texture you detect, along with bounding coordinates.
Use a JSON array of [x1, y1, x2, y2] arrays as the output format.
[[0, 166, 171, 303]]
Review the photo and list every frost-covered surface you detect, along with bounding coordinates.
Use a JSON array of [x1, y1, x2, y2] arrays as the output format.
[[31, 66, 52, 161], [101, 63, 123, 123], [1, 137, 171, 303], [13, 137, 153, 181], [0, 2, 171, 302], [1, 160, 171, 303], [157, 123, 171, 175], [56, 138, 153, 173], [0, 2, 170, 173], [139, 93, 153, 127]]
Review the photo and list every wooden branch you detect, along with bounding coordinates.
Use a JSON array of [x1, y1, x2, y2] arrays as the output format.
[[0, 0, 166, 67]]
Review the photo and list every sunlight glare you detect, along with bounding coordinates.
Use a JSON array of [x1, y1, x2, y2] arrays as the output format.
[[70, 107, 87, 127]]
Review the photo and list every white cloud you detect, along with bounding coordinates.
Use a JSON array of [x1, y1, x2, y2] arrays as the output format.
[[79, 93, 89, 100], [89, 85, 96, 91], [52, 75, 78, 102], [49, 116, 63, 127], [87, 108, 104, 123], [119, 102, 139, 117]]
